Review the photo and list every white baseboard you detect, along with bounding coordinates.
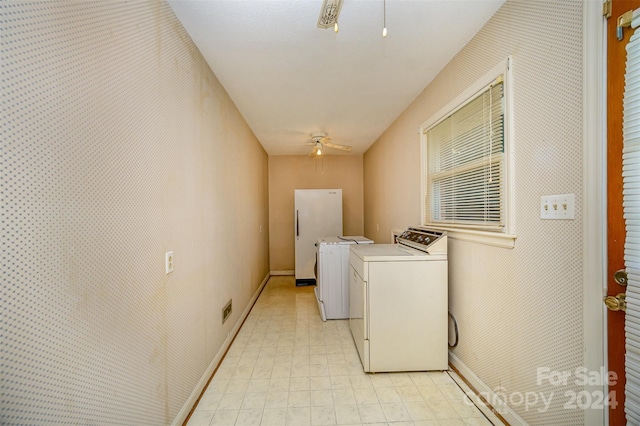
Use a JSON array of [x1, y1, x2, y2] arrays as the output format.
[[449, 352, 527, 426], [270, 270, 294, 276], [172, 272, 271, 426]]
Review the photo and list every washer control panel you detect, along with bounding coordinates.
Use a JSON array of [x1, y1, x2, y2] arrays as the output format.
[[396, 228, 445, 253]]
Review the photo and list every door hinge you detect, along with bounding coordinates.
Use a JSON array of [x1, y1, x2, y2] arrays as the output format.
[[617, 10, 634, 41], [603, 0, 611, 19]]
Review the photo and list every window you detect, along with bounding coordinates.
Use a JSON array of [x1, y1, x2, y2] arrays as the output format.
[[421, 59, 514, 246]]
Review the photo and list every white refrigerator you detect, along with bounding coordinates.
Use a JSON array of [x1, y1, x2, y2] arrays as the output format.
[[294, 189, 342, 286]]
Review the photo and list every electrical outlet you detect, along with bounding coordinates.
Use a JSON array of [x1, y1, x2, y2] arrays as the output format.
[[165, 251, 174, 274], [222, 299, 232, 324], [541, 194, 575, 220]]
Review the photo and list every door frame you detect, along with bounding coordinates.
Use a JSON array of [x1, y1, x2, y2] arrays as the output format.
[[583, 1, 608, 425]]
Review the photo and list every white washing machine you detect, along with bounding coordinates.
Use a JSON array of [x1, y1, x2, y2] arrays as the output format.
[[349, 227, 448, 373], [315, 236, 374, 321]]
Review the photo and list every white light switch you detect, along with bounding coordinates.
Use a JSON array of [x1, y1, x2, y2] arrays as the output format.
[[165, 251, 174, 274], [541, 194, 575, 220]]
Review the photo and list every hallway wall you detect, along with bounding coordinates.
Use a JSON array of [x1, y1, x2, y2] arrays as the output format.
[[268, 155, 364, 272], [363, 0, 588, 424], [1, 2, 269, 424]]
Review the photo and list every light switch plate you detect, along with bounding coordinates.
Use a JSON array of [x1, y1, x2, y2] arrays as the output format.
[[165, 251, 174, 274], [541, 194, 575, 220]]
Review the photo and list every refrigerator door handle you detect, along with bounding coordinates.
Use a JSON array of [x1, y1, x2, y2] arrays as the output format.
[[296, 210, 299, 238]]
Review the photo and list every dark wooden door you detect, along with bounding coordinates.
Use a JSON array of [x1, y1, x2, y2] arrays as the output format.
[[607, 1, 640, 423]]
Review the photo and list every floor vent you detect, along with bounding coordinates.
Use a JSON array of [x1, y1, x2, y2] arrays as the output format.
[[222, 299, 232, 324]]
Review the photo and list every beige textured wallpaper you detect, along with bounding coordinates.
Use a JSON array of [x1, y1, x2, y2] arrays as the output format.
[[1, 1, 269, 424], [363, 1, 586, 424], [268, 155, 364, 272]]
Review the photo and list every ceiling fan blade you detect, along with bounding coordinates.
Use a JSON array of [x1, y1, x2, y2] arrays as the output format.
[[323, 141, 352, 151]]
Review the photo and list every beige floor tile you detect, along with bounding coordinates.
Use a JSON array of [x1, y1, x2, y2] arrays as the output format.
[[370, 374, 394, 389], [331, 389, 356, 406], [380, 402, 412, 422], [288, 390, 311, 407], [260, 408, 287, 426], [187, 277, 492, 426], [354, 388, 379, 405], [286, 406, 311, 425], [225, 379, 250, 394], [311, 390, 334, 407], [437, 419, 466, 425], [265, 391, 289, 409], [396, 385, 424, 402], [330, 375, 352, 390], [329, 364, 350, 377], [309, 376, 332, 390], [236, 408, 263, 425], [271, 365, 292, 379], [311, 405, 337, 425], [257, 351, 277, 362], [357, 403, 386, 423], [450, 398, 487, 418], [241, 392, 267, 410], [440, 383, 468, 401], [310, 364, 330, 377], [293, 355, 311, 367], [334, 404, 361, 425], [290, 377, 311, 391], [252, 366, 273, 379], [268, 378, 290, 392], [410, 373, 436, 387], [426, 398, 462, 420], [217, 393, 244, 410], [309, 343, 327, 359], [349, 375, 373, 390], [405, 401, 436, 421], [186, 410, 215, 426], [210, 409, 239, 425], [412, 421, 441, 426], [428, 372, 455, 385], [205, 379, 230, 395], [233, 366, 255, 379], [238, 357, 258, 368], [198, 392, 223, 411], [418, 385, 447, 401], [375, 387, 402, 403], [247, 378, 271, 393], [389, 373, 414, 387]]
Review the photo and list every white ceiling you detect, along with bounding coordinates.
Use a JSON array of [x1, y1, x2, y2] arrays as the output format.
[[168, 0, 505, 156]]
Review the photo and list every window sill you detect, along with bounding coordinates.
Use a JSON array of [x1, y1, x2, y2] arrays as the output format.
[[423, 225, 516, 249]]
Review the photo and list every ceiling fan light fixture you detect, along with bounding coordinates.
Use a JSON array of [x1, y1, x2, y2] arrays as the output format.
[[307, 132, 351, 156], [317, 0, 343, 29]]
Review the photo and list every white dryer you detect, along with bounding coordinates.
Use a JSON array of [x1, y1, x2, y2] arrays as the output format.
[[315, 236, 373, 321], [349, 227, 447, 373]]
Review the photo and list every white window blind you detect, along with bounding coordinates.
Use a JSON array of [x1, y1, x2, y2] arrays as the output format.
[[425, 79, 505, 230], [624, 26, 640, 425]]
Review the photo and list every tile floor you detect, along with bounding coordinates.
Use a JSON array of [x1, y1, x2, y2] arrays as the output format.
[[187, 276, 497, 426]]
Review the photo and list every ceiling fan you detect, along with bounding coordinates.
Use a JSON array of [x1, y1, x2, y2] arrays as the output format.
[[307, 132, 352, 156]]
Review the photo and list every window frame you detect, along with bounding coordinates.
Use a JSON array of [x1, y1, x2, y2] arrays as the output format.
[[420, 58, 516, 248]]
